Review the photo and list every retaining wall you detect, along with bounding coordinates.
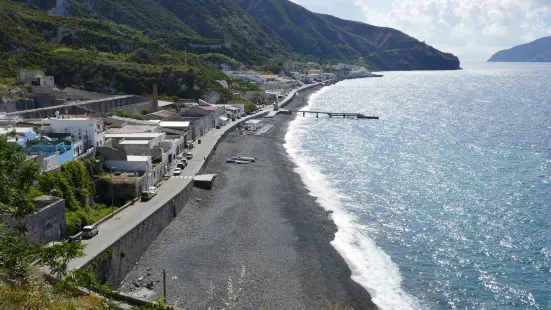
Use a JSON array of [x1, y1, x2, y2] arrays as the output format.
[[84, 181, 194, 286]]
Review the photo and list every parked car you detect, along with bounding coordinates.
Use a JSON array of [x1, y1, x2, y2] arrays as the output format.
[[185, 152, 193, 160], [141, 186, 158, 201], [216, 124, 221, 129], [177, 160, 187, 169], [68, 234, 82, 243], [82, 225, 99, 239], [173, 168, 182, 176]]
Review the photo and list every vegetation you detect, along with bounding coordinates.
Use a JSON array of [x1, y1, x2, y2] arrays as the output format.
[[0, 132, 175, 309], [0, 0, 238, 102], [115, 109, 145, 120], [230, 78, 261, 92], [35, 160, 101, 234], [244, 102, 259, 113]]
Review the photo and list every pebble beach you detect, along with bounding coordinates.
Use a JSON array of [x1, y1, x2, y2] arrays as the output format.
[[119, 87, 376, 310]]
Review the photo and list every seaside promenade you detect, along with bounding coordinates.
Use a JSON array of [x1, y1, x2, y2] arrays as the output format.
[[68, 82, 322, 272]]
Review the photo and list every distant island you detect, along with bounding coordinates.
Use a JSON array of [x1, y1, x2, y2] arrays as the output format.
[[488, 36, 551, 62]]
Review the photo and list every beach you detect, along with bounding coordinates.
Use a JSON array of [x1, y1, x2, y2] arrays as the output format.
[[119, 87, 377, 309]]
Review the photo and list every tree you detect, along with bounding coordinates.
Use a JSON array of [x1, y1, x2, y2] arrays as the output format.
[[0, 134, 41, 218], [39, 241, 85, 279], [244, 102, 259, 114]]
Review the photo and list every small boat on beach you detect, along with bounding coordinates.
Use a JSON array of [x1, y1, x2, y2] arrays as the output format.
[[238, 156, 256, 162]]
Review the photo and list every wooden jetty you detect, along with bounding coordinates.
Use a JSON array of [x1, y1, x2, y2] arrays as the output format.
[[287, 110, 379, 119]]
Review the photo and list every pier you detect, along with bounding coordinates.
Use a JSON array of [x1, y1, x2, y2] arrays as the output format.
[[266, 109, 379, 119], [289, 110, 379, 119]]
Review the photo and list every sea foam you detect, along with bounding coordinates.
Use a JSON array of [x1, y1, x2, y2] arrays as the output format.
[[284, 88, 420, 310]]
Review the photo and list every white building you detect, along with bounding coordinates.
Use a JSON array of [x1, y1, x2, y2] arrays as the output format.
[[223, 71, 266, 84], [17, 69, 55, 87], [105, 155, 152, 174], [42, 117, 105, 148]]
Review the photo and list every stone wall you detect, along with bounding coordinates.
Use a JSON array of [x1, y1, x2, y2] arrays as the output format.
[[84, 181, 194, 286], [0, 196, 67, 244]]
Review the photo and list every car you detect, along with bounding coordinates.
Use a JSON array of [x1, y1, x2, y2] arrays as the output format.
[[173, 168, 182, 176], [141, 186, 158, 201], [82, 225, 99, 239], [68, 234, 82, 243], [216, 124, 221, 129], [185, 152, 193, 160]]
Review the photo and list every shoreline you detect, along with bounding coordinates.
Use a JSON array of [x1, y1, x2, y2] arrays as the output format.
[[119, 85, 377, 309]]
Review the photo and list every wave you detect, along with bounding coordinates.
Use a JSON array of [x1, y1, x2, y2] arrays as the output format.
[[283, 88, 420, 310]]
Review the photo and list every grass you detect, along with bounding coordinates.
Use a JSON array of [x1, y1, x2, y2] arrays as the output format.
[[0, 266, 110, 309]]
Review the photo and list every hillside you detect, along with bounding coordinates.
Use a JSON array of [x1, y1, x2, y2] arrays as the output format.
[[488, 37, 551, 62], [232, 0, 460, 70], [13, 0, 294, 64], [0, 0, 237, 102]]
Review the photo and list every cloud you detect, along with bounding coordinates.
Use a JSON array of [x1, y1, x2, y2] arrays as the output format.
[[348, 0, 551, 60]]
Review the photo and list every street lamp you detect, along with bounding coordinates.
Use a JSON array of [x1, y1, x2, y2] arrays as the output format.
[[110, 166, 115, 218]]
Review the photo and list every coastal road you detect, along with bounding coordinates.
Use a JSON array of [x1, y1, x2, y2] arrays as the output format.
[[68, 111, 270, 271], [68, 82, 323, 271]]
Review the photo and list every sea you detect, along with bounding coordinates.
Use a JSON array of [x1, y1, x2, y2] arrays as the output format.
[[285, 62, 551, 310]]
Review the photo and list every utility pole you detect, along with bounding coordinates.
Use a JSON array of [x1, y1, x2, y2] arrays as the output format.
[[163, 269, 167, 301]]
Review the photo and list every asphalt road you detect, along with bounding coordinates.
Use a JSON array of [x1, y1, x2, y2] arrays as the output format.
[[68, 112, 268, 271]]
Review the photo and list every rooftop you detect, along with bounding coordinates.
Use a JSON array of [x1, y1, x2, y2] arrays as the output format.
[[107, 125, 159, 134], [196, 105, 223, 112], [159, 121, 190, 128], [158, 100, 175, 107], [127, 155, 151, 162], [118, 140, 151, 145], [0, 127, 35, 134], [105, 133, 163, 139], [146, 110, 177, 118]]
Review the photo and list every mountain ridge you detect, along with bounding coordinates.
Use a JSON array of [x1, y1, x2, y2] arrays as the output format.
[[232, 0, 460, 70]]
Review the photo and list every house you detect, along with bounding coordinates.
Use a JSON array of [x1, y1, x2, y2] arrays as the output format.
[[41, 116, 105, 149], [223, 71, 265, 84], [24, 138, 75, 167], [224, 105, 242, 119], [17, 69, 55, 87], [182, 104, 226, 128], [0, 126, 37, 146], [101, 132, 170, 184], [260, 75, 278, 83]]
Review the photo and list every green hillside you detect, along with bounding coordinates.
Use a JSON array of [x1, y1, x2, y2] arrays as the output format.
[[12, 0, 294, 64], [0, 0, 237, 101], [233, 0, 460, 70]]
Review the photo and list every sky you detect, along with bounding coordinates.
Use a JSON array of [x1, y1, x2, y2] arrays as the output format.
[[291, 0, 551, 61]]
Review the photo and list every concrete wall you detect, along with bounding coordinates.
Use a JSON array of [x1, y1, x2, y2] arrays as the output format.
[[113, 101, 154, 116], [6, 96, 143, 118], [84, 182, 194, 286]]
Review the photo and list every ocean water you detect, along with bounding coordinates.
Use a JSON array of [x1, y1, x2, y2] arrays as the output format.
[[285, 62, 551, 310]]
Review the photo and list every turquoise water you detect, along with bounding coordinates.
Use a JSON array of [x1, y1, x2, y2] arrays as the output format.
[[285, 62, 551, 309]]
